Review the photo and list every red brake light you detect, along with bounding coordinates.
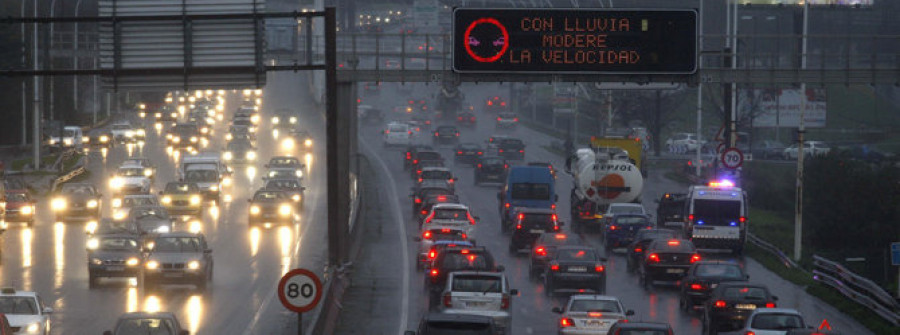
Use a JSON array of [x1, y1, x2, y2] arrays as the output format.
[[437, 196, 447, 202], [609, 225, 617, 231], [765, 302, 776, 308], [550, 263, 559, 271], [457, 151, 463, 155], [497, 117, 502, 121], [413, 159, 418, 164], [417, 170, 422, 175], [688, 214, 694, 222], [588, 312, 602, 318], [430, 269, 439, 277], [455, 133, 460, 137], [408, 100, 414, 104], [504, 164, 509, 169], [477, 151, 483, 155], [460, 249, 469, 254], [499, 149, 504, 153], [551, 214, 558, 221], [535, 247, 546, 256], [647, 253, 660, 263], [487, 101, 493, 106], [740, 216, 746, 223], [418, 178, 423, 183], [477, 164, 482, 168], [551, 204, 556, 209], [414, 198, 422, 204], [434, 133, 438, 137], [424, 211, 434, 223], [714, 300, 727, 308], [500, 294, 510, 309], [406, 153, 411, 159], [691, 254, 702, 263], [667, 240, 680, 246], [500, 102, 506, 106], [518, 213, 525, 220], [690, 283, 704, 290], [457, 117, 463, 121], [461, 233, 467, 239], [519, 150, 524, 153], [516, 224, 522, 230], [594, 264, 605, 272], [423, 231, 432, 239], [514, 118, 518, 122], [443, 293, 452, 307], [560, 317, 574, 327], [634, 248, 643, 253], [467, 213, 476, 225], [428, 249, 436, 259], [504, 203, 510, 208], [745, 332, 756, 335]]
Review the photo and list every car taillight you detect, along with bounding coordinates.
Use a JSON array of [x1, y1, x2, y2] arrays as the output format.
[[417, 178, 423, 183], [688, 214, 694, 222], [423, 231, 432, 239], [414, 198, 422, 204], [745, 332, 756, 335], [424, 212, 434, 223], [428, 250, 437, 259], [535, 247, 546, 256], [504, 203, 510, 208], [477, 164, 482, 168], [514, 118, 518, 122], [691, 254, 702, 263], [443, 293, 453, 307], [634, 248, 643, 253], [740, 216, 746, 223], [504, 164, 509, 169], [519, 150, 524, 153], [499, 149, 504, 153], [457, 151, 463, 155], [434, 133, 438, 137], [551, 204, 556, 209], [477, 151, 483, 155], [765, 302, 776, 308], [518, 213, 525, 220], [455, 133, 460, 137], [457, 117, 463, 121], [417, 170, 422, 175], [430, 269, 439, 277], [690, 283, 704, 291], [500, 294, 510, 309], [560, 317, 574, 328], [496, 117, 502, 121], [425, 120, 430, 124], [413, 159, 418, 164], [550, 263, 559, 271], [647, 253, 660, 263], [406, 152, 411, 160], [714, 300, 727, 308], [609, 225, 618, 230], [467, 213, 476, 225], [594, 264, 605, 272], [516, 224, 522, 230]]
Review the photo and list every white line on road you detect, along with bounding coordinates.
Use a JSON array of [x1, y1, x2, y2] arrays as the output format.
[[362, 140, 411, 334]]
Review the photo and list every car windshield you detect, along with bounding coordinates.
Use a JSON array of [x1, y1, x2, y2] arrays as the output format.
[[569, 300, 621, 313], [118, 168, 145, 177], [750, 313, 805, 330], [721, 287, 769, 300], [452, 275, 501, 293], [425, 321, 492, 334], [61, 184, 95, 195], [131, 208, 168, 220], [153, 237, 202, 252], [100, 237, 141, 251], [184, 170, 218, 182], [266, 180, 301, 190], [165, 183, 196, 193], [556, 248, 597, 262], [7, 193, 28, 202], [693, 199, 742, 226], [614, 216, 650, 226], [610, 206, 644, 214], [271, 158, 300, 166], [254, 192, 281, 201], [434, 208, 468, 220], [695, 264, 745, 279], [115, 318, 178, 335], [124, 197, 157, 207], [0, 297, 38, 315], [421, 170, 451, 180], [511, 183, 551, 200]]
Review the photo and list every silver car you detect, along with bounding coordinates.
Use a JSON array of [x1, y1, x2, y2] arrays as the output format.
[[552, 295, 633, 335], [440, 271, 517, 334], [144, 232, 213, 292]]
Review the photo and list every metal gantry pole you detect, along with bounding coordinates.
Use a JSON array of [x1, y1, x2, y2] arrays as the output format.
[[729, 0, 738, 148], [21, 0, 27, 146], [32, 0, 41, 169], [74, 0, 84, 116], [325, 7, 345, 267], [793, 1, 810, 262], [695, 0, 704, 177], [49, 0, 57, 122]]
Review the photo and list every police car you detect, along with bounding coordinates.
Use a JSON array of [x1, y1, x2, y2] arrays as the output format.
[[0, 288, 52, 335]]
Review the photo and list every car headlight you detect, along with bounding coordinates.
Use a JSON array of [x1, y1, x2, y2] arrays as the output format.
[[126, 257, 140, 266], [49, 138, 56, 145], [87, 200, 99, 208], [250, 205, 260, 215], [161, 196, 172, 204], [110, 178, 123, 189], [51, 198, 66, 211], [125, 130, 134, 138], [282, 138, 295, 150], [223, 151, 233, 161], [85, 220, 98, 233], [171, 112, 178, 118], [246, 151, 257, 160], [190, 136, 198, 143], [188, 261, 200, 270], [222, 177, 232, 186], [305, 139, 313, 147], [112, 198, 122, 208], [63, 138, 73, 146], [155, 112, 162, 119], [210, 185, 219, 192], [100, 135, 109, 142], [144, 169, 153, 177], [226, 133, 233, 141], [249, 127, 257, 133], [295, 170, 303, 178], [21, 205, 33, 215], [201, 127, 209, 134], [87, 239, 100, 250], [290, 116, 298, 124], [272, 117, 280, 124], [146, 260, 159, 269], [137, 129, 146, 137], [190, 195, 201, 205], [292, 194, 301, 202], [156, 226, 170, 233], [251, 115, 260, 124], [113, 211, 127, 221], [279, 204, 292, 216], [82, 136, 90, 143]]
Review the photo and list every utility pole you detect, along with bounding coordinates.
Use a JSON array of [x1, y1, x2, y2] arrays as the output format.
[[74, 0, 84, 116], [21, 0, 27, 146], [695, 0, 704, 176], [32, 0, 41, 170], [793, 1, 810, 262], [729, 0, 738, 148]]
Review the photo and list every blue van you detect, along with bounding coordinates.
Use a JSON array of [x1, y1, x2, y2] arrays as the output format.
[[498, 166, 557, 226]]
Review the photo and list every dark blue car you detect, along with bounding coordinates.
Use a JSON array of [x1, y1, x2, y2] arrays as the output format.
[[604, 214, 653, 252]]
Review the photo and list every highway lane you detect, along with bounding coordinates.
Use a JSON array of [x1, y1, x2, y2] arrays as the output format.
[[0, 72, 327, 334], [357, 82, 873, 335]]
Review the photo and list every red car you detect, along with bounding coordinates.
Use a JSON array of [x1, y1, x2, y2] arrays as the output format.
[[5, 189, 36, 226]]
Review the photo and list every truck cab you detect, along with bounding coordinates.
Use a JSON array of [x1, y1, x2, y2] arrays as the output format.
[[498, 166, 557, 227]]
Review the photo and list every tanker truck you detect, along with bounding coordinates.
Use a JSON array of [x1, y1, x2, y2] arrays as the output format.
[[567, 147, 644, 232]]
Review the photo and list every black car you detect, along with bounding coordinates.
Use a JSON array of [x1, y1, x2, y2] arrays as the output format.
[[264, 178, 306, 208], [703, 283, 779, 334], [154, 105, 179, 122], [484, 96, 507, 113], [474, 156, 508, 185], [266, 156, 304, 171], [405, 144, 435, 170], [52, 183, 102, 221], [656, 192, 687, 227], [529, 233, 582, 279], [128, 206, 174, 236], [86, 129, 113, 149], [167, 123, 201, 151], [606, 322, 674, 335], [507, 208, 561, 250], [418, 194, 460, 221], [87, 233, 144, 289], [433, 125, 460, 145], [411, 182, 454, 216], [545, 246, 607, 295], [625, 228, 679, 272], [456, 111, 477, 127], [224, 139, 257, 164], [454, 143, 484, 164], [638, 238, 700, 287], [495, 111, 518, 129], [604, 214, 654, 252], [405, 313, 499, 335], [248, 190, 294, 227], [412, 159, 445, 180], [427, 246, 500, 305], [410, 150, 443, 173], [680, 261, 749, 310], [496, 138, 525, 160]]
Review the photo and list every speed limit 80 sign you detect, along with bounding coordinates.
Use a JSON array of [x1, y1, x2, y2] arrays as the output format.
[[721, 148, 744, 169], [278, 268, 323, 313]]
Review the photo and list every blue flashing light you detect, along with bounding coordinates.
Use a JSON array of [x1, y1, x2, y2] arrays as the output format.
[[729, 222, 738, 226], [697, 220, 705, 225]]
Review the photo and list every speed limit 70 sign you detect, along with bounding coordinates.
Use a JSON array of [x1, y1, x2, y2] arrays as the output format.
[[721, 148, 744, 169], [278, 268, 323, 313]]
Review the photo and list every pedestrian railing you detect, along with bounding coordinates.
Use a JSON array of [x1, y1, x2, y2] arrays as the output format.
[[812, 255, 900, 326]]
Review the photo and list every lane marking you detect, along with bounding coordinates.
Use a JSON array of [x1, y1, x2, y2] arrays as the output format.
[[361, 140, 411, 334]]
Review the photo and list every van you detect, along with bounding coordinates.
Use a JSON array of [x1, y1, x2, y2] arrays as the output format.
[[498, 166, 556, 226], [683, 180, 749, 254]]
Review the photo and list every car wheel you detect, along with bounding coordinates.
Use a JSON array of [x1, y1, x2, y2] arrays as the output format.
[[88, 273, 99, 289], [604, 239, 612, 252], [679, 295, 689, 311], [544, 278, 554, 297]]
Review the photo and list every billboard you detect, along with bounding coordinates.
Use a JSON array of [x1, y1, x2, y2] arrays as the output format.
[[747, 88, 827, 128]]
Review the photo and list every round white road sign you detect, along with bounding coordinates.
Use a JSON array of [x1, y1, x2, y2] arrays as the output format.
[[721, 147, 744, 169], [277, 268, 322, 313]]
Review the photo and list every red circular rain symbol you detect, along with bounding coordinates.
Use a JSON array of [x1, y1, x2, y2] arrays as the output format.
[[463, 17, 509, 63]]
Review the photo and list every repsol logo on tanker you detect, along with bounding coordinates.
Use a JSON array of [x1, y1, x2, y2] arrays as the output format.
[[509, 16, 640, 65]]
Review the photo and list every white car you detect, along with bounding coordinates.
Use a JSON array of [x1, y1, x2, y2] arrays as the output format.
[[48, 126, 83, 148], [440, 271, 517, 334], [422, 203, 478, 244], [121, 157, 156, 180], [721, 308, 809, 335], [110, 164, 152, 195], [782, 141, 831, 160], [666, 132, 706, 153], [553, 294, 633, 335], [0, 287, 53, 335], [383, 122, 413, 147], [109, 122, 136, 143], [112, 194, 160, 221], [413, 225, 470, 271]]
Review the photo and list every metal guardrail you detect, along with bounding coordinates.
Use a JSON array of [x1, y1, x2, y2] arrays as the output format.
[[812, 255, 900, 326], [51, 155, 86, 191], [747, 233, 802, 270]]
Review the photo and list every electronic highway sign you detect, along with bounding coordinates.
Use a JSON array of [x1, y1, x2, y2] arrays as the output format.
[[452, 8, 697, 74]]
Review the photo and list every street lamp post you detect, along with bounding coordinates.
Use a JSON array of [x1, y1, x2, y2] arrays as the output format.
[[74, 0, 84, 117], [21, 0, 27, 146], [793, 1, 810, 262], [49, 0, 59, 122], [32, 0, 41, 169]]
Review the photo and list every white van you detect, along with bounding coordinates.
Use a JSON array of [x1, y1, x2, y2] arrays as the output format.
[[683, 180, 748, 254], [48, 126, 84, 148]]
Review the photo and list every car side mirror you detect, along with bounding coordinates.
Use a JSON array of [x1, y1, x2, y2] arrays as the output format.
[[43, 307, 54, 314], [496, 265, 505, 272], [551, 307, 563, 314], [510, 289, 519, 296], [413, 237, 422, 242], [772, 295, 779, 301], [626, 309, 635, 316], [103, 331, 113, 335]]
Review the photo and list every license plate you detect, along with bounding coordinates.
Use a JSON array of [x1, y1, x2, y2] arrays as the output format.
[[735, 304, 756, 310], [710, 283, 718, 289], [666, 268, 685, 274], [107, 266, 125, 272], [163, 272, 184, 278], [530, 229, 545, 234], [466, 301, 486, 308], [568, 266, 587, 272], [585, 320, 608, 327]]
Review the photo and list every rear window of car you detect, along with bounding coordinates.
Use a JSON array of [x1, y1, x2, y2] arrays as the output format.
[[424, 321, 492, 334], [418, 152, 442, 161], [721, 286, 770, 300], [614, 216, 650, 225], [499, 139, 523, 146], [521, 214, 554, 229], [609, 205, 644, 214], [569, 299, 621, 313], [434, 208, 468, 220], [442, 253, 492, 271], [452, 275, 501, 293], [555, 248, 597, 262], [422, 170, 452, 180], [750, 313, 805, 330], [695, 264, 745, 279], [389, 124, 408, 132]]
